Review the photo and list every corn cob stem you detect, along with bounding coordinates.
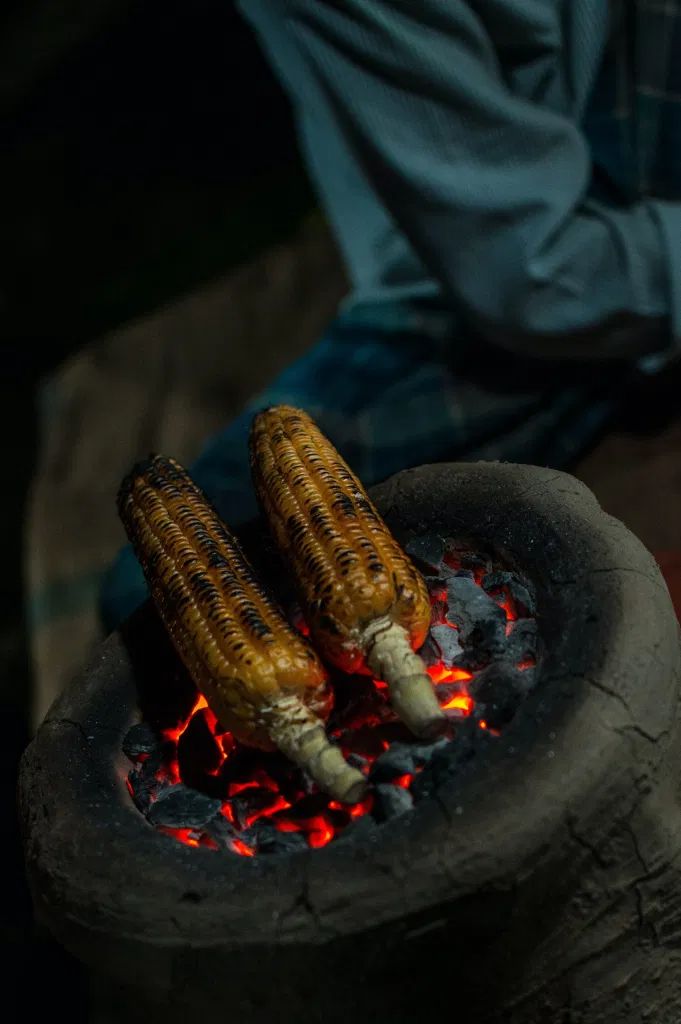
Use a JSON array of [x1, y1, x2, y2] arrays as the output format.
[[118, 454, 366, 804], [362, 617, 446, 739], [263, 695, 367, 805]]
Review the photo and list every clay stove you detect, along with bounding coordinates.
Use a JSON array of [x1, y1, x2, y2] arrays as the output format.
[[19, 463, 681, 1023]]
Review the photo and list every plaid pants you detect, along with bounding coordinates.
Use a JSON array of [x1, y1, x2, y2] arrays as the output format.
[[100, 301, 626, 630]]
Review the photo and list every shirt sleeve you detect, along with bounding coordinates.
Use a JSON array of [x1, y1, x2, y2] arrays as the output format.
[[281, 0, 681, 362]]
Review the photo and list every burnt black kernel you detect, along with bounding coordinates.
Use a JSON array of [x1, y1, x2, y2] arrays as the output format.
[[332, 496, 356, 517], [206, 552, 227, 569]]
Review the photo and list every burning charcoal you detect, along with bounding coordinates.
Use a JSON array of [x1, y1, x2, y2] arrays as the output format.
[[338, 814, 379, 844], [337, 721, 403, 766], [231, 788, 284, 831], [518, 667, 537, 692], [252, 827, 308, 855], [411, 721, 495, 801], [459, 552, 490, 574], [408, 737, 450, 766], [429, 624, 465, 667], [369, 744, 416, 784], [429, 598, 448, 627], [504, 619, 539, 665], [122, 722, 160, 761], [419, 634, 443, 668], [123, 537, 543, 857], [423, 577, 449, 603], [279, 791, 329, 823], [405, 534, 445, 574], [147, 785, 222, 829], [435, 683, 472, 714], [127, 768, 147, 813], [424, 565, 459, 589], [446, 576, 507, 651], [204, 811, 238, 850], [482, 571, 536, 616], [178, 709, 224, 787], [470, 664, 527, 730], [127, 748, 164, 813], [373, 783, 414, 821], [331, 675, 391, 732]]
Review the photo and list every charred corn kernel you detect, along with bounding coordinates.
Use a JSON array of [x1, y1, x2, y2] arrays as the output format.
[[117, 454, 366, 804], [249, 406, 446, 739]]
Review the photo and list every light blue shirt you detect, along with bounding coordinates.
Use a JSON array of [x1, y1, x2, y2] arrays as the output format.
[[239, 0, 681, 363]]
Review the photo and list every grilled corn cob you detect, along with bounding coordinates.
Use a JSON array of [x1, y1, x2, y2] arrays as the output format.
[[117, 454, 366, 804], [249, 406, 446, 738]]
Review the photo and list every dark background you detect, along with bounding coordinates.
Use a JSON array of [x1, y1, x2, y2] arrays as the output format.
[[1, 2, 312, 1013]]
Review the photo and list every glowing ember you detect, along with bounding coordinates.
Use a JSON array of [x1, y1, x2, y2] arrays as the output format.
[[440, 693, 475, 714], [124, 542, 539, 856]]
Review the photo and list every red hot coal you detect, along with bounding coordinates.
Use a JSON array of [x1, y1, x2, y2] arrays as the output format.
[[123, 535, 540, 856]]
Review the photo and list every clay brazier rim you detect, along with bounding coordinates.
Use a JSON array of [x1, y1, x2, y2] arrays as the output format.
[[19, 461, 681, 955]]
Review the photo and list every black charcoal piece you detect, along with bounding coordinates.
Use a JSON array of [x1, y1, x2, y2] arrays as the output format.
[[338, 814, 379, 844], [347, 752, 369, 771], [408, 737, 450, 766], [127, 769, 146, 812], [482, 571, 536, 616], [446, 576, 507, 650], [429, 624, 464, 666], [330, 676, 384, 732], [411, 720, 495, 800], [204, 812, 238, 849], [369, 745, 416, 784], [419, 635, 443, 668], [127, 748, 164, 813], [254, 829, 308, 855], [373, 783, 414, 821], [435, 683, 470, 712], [231, 789, 283, 831], [122, 722, 160, 761], [504, 619, 539, 664], [429, 598, 448, 627], [457, 550, 491, 573], [450, 649, 489, 673], [178, 709, 223, 785], [405, 534, 445, 573], [147, 785, 222, 829], [470, 664, 527, 730], [517, 667, 537, 692], [228, 834, 257, 856]]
